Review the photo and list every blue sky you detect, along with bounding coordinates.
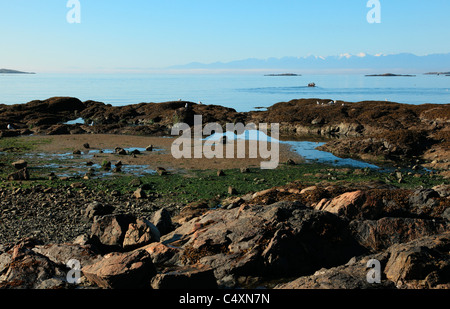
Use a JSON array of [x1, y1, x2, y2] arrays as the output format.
[[1, 0, 449, 73]]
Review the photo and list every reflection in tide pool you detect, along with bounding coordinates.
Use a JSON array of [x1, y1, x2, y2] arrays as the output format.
[[205, 129, 379, 169], [284, 140, 379, 169]]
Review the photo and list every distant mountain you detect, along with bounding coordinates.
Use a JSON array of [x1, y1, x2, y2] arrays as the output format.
[[0, 68, 35, 74], [169, 53, 450, 73]]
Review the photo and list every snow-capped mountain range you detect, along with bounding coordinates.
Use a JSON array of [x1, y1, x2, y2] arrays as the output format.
[[169, 53, 450, 74]]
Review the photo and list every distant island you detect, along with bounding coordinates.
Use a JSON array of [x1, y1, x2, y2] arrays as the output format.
[[0, 68, 35, 74], [365, 73, 415, 77], [264, 73, 301, 76], [424, 72, 450, 75]]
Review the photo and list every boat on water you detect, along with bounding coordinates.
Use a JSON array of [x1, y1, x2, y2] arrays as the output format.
[[308, 82, 316, 87]]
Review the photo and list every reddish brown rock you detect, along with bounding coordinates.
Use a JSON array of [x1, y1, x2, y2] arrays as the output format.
[[314, 190, 365, 217], [142, 242, 181, 265], [384, 232, 450, 289], [82, 250, 156, 289], [32, 243, 102, 268], [122, 218, 160, 250], [162, 201, 365, 287]]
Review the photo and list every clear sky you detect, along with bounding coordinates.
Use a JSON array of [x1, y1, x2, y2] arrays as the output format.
[[1, 0, 449, 73]]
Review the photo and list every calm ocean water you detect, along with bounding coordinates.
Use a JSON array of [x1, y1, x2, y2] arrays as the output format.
[[0, 73, 449, 112]]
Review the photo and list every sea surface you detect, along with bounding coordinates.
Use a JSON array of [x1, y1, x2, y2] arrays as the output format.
[[1, 73, 449, 112]]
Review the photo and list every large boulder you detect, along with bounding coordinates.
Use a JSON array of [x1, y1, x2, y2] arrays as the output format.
[[314, 190, 365, 217], [384, 232, 450, 289], [349, 217, 448, 251], [151, 208, 174, 236], [90, 214, 136, 252], [0, 239, 69, 289], [90, 214, 160, 253], [161, 201, 366, 288], [275, 253, 394, 289], [122, 218, 160, 251], [82, 250, 156, 289], [32, 243, 102, 268], [276, 232, 450, 289]]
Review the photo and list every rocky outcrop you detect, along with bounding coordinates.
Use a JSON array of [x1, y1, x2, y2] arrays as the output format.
[[276, 232, 450, 289], [1, 97, 448, 173]]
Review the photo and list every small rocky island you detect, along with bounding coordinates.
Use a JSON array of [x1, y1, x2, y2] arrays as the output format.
[[264, 73, 301, 76], [0, 68, 35, 74], [365, 73, 416, 77], [424, 72, 450, 75]]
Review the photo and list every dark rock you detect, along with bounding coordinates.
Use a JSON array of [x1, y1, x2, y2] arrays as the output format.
[[0, 241, 68, 289], [409, 189, 440, 208], [286, 159, 296, 165], [384, 232, 450, 289], [82, 201, 115, 220], [151, 264, 218, 289], [11, 160, 27, 170], [156, 167, 167, 176], [142, 242, 181, 265], [7, 168, 29, 181], [47, 124, 71, 135], [151, 208, 174, 236], [443, 208, 450, 222], [32, 243, 102, 268], [90, 214, 136, 252], [432, 184, 450, 198], [128, 178, 142, 187], [275, 253, 394, 289], [240, 167, 250, 173], [350, 217, 448, 251], [101, 161, 111, 169], [114, 147, 127, 155], [228, 186, 237, 195]]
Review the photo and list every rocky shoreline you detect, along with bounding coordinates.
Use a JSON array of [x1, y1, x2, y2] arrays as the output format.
[[0, 180, 448, 289], [0, 97, 449, 290], [1, 97, 448, 172]]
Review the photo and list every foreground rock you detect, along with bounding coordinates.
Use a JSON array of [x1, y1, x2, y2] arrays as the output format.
[[0, 180, 448, 289], [276, 232, 450, 289], [82, 250, 156, 289]]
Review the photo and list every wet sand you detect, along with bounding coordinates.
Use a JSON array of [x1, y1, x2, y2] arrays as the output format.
[[24, 134, 303, 172]]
